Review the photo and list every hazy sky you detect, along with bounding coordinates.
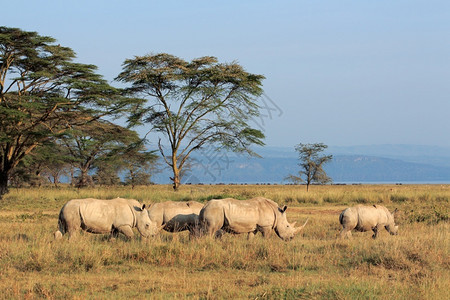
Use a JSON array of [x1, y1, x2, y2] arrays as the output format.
[[4, 0, 450, 148]]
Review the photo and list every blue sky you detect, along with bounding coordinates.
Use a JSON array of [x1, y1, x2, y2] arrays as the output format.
[[4, 0, 450, 148]]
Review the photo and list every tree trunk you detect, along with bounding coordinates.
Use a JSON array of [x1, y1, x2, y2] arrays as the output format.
[[0, 170, 9, 199], [130, 170, 135, 190], [171, 166, 181, 191], [77, 168, 93, 188], [69, 166, 75, 187], [171, 153, 181, 191]]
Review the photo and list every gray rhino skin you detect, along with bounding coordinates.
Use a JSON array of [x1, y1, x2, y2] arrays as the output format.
[[339, 204, 398, 239], [199, 197, 307, 241], [148, 201, 204, 235], [54, 198, 158, 240]]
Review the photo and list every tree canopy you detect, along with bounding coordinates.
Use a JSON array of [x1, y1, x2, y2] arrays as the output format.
[[116, 53, 265, 190], [0, 26, 136, 197], [286, 143, 333, 191]]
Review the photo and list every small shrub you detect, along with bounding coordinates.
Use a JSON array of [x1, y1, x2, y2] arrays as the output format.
[[255, 244, 269, 260], [406, 205, 449, 224], [284, 196, 294, 204], [323, 196, 342, 203], [391, 195, 409, 203], [355, 197, 368, 204], [261, 287, 309, 299]]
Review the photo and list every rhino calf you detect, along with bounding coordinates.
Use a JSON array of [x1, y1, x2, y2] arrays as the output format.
[[147, 201, 204, 237], [199, 197, 308, 241], [339, 204, 398, 239], [55, 198, 158, 240]]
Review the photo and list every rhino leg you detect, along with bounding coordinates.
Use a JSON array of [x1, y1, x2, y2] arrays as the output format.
[[110, 228, 120, 240], [188, 225, 201, 240], [371, 226, 378, 239], [260, 227, 272, 238], [67, 221, 81, 240], [339, 228, 352, 239], [116, 225, 134, 239], [247, 232, 256, 240], [214, 229, 224, 239], [67, 229, 79, 240], [63, 211, 82, 240]]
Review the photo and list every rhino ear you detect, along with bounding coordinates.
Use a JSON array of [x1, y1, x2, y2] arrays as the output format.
[[279, 205, 287, 213]]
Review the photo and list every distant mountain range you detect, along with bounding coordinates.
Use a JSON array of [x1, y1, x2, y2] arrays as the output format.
[[152, 144, 450, 184]]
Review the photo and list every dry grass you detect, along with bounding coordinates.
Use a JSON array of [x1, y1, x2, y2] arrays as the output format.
[[0, 184, 448, 299]]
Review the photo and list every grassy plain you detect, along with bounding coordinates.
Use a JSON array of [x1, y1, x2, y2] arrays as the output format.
[[0, 184, 448, 299]]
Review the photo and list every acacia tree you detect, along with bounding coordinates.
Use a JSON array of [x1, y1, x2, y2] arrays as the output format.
[[92, 164, 121, 186], [0, 27, 133, 198], [22, 141, 72, 188], [286, 143, 333, 191], [60, 120, 141, 188], [120, 144, 159, 189], [39, 143, 72, 187], [116, 54, 265, 190]]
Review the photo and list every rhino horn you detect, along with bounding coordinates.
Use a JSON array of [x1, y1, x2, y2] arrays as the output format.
[[294, 218, 309, 234]]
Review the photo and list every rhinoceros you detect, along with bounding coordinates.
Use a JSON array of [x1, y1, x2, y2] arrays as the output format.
[[147, 201, 204, 236], [339, 204, 398, 239], [54, 198, 158, 240], [199, 197, 308, 241]]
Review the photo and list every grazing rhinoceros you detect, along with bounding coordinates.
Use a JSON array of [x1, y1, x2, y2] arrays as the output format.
[[199, 197, 308, 241], [147, 201, 204, 236], [54, 198, 158, 240], [339, 204, 398, 239]]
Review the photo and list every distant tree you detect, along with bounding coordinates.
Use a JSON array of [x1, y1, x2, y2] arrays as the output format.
[[41, 154, 72, 188], [0, 27, 134, 198], [60, 120, 141, 188], [120, 143, 159, 189], [9, 158, 45, 188], [286, 143, 333, 191], [116, 54, 265, 190], [29, 141, 72, 188], [92, 164, 121, 186]]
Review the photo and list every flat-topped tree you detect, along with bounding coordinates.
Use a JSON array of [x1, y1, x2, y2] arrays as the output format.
[[286, 143, 333, 191], [0, 27, 135, 198], [116, 54, 265, 190]]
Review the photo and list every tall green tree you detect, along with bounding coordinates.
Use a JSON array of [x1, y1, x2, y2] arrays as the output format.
[[0, 27, 133, 198], [116, 54, 265, 190], [286, 143, 333, 191]]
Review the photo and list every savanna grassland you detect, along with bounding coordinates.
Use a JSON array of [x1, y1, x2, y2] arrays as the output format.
[[0, 184, 448, 299]]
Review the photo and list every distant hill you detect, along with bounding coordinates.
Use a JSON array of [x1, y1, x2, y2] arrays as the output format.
[[328, 144, 450, 168], [326, 155, 450, 183], [151, 145, 450, 184]]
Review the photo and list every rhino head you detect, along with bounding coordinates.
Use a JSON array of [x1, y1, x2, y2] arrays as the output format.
[[274, 206, 308, 241], [135, 204, 159, 238], [386, 208, 399, 235]]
